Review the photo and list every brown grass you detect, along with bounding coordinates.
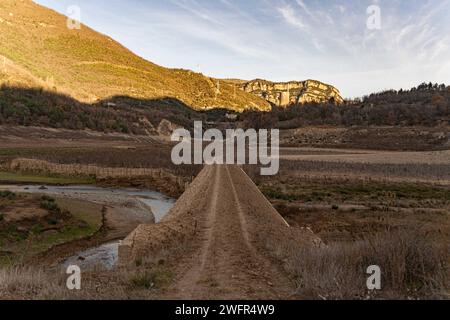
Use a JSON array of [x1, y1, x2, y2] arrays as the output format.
[[0, 267, 69, 299], [0, 261, 174, 300], [281, 229, 449, 300]]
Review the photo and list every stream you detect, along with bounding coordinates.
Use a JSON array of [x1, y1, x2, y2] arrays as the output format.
[[0, 184, 176, 270]]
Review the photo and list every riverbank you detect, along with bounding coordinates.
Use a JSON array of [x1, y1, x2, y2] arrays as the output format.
[[0, 184, 175, 268]]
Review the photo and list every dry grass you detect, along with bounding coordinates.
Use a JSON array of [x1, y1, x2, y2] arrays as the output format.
[[278, 160, 450, 184], [281, 229, 449, 300], [0, 261, 175, 300], [0, 267, 70, 299], [2, 229, 447, 300]]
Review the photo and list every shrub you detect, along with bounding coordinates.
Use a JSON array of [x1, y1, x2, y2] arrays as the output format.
[[40, 198, 61, 213], [0, 191, 16, 200], [130, 269, 172, 290], [130, 272, 156, 289], [40, 195, 55, 202]]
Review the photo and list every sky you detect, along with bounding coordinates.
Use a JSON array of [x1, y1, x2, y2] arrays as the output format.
[[34, 0, 450, 98]]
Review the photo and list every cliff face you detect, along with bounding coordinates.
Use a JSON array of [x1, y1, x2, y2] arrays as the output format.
[[240, 79, 344, 106]]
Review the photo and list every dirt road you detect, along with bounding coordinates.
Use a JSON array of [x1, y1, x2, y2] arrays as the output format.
[[121, 165, 319, 299]]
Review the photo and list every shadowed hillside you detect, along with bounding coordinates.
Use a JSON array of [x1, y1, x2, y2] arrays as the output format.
[[1, 83, 449, 137], [0, 0, 270, 112], [0, 85, 211, 134]]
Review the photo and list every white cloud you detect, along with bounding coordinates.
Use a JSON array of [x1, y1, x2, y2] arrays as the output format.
[[295, 0, 314, 19], [278, 5, 305, 30]]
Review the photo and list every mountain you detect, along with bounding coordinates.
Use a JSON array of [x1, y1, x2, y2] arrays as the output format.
[[0, 0, 270, 112], [240, 79, 344, 106]]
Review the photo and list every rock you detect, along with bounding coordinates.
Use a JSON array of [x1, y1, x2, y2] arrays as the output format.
[[39, 186, 48, 190], [241, 79, 344, 106], [17, 226, 28, 232], [157, 119, 181, 137]]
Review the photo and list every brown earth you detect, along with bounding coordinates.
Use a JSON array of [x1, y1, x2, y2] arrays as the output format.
[[119, 165, 320, 299]]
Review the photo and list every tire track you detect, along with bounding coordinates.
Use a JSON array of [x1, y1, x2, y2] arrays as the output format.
[[166, 165, 295, 299], [173, 165, 221, 298]]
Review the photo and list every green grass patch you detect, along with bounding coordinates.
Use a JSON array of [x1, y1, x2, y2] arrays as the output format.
[[0, 225, 26, 242], [55, 198, 103, 232], [0, 171, 95, 185], [0, 222, 99, 266], [0, 196, 103, 266], [27, 224, 98, 253]]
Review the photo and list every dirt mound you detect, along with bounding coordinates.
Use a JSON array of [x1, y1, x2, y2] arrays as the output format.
[[119, 165, 321, 299]]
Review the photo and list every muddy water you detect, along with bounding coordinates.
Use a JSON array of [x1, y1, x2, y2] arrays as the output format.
[[63, 242, 120, 270], [2, 185, 176, 223], [0, 184, 176, 270]]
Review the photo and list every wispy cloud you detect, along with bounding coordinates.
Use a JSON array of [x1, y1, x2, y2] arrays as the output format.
[[278, 5, 305, 30]]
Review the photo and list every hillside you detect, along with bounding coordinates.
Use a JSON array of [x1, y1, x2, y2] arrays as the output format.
[[0, 0, 270, 112]]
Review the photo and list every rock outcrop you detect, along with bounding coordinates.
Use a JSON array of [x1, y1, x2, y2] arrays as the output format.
[[241, 79, 344, 106], [157, 119, 180, 137]]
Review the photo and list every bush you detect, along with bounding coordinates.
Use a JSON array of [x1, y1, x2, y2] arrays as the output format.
[[40, 195, 55, 202], [130, 272, 156, 289], [40, 198, 61, 213], [130, 269, 172, 290], [0, 191, 16, 200]]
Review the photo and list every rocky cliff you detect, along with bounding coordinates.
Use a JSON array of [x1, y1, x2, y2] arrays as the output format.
[[240, 79, 344, 106]]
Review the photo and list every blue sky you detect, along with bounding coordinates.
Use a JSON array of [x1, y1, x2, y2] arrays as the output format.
[[34, 0, 450, 98]]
